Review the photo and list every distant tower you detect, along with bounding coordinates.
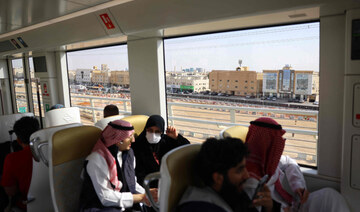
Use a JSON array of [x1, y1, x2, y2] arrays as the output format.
[[236, 59, 243, 71], [238, 59, 242, 67]]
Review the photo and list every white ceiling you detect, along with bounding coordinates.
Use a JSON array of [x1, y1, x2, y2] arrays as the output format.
[[0, 0, 360, 56], [0, 0, 112, 35]]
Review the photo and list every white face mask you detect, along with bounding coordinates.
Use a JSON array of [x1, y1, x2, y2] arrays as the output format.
[[146, 132, 161, 144]]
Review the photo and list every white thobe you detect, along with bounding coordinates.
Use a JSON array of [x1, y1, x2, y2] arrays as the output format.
[[244, 155, 349, 212], [84, 151, 145, 210]]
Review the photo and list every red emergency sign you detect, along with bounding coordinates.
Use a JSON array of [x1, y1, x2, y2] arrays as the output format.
[[356, 114, 360, 120], [99, 13, 115, 29]]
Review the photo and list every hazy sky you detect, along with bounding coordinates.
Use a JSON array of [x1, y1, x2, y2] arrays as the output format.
[[65, 22, 319, 73]]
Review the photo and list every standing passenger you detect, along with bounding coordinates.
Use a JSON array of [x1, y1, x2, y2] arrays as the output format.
[[1, 116, 40, 211], [132, 115, 190, 186], [79, 120, 157, 212]]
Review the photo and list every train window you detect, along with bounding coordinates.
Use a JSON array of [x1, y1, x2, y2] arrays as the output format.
[[11, 58, 29, 113], [28, 57, 44, 117], [164, 22, 319, 166], [66, 44, 130, 124]]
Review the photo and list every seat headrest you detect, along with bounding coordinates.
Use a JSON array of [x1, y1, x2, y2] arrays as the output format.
[[29, 123, 83, 163], [159, 144, 201, 212], [51, 126, 102, 166], [221, 126, 249, 142], [30, 123, 83, 143], [0, 113, 34, 143], [121, 115, 149, 137], [45, 107, 81, 128], [94, 115, 125, 130]]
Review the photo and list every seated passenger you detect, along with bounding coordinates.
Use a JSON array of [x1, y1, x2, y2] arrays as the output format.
[[104, 104, 119, 118], [1, 116, 40, 211], [177, 137, 274, 212], [79, 120, 157, 212], [132, 115, 190, 186], [244, 117, 349, 212]]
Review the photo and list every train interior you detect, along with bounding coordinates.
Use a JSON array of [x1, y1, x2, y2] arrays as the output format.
[[0, 0, 360, 211]]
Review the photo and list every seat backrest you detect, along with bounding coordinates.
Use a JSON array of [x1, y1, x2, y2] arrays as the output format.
[[121, 115, 149, 137], [220, 125, 249, 142], [27, 123, 82, 212], [0, 113, 34, 143], [159, 144, 201, 212], [94, 114, 125, 130], [44, 107, 81, 128], [48, 126, 102, 212]]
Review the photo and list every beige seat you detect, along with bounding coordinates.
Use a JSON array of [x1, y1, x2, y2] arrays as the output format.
[[48, 126, 102, 212], [94, 114, 125, 130], [144, 144, 201, 212], [28, 123, 82, 212], [219, 125, 249, 142], [121, 115, 149, 137]]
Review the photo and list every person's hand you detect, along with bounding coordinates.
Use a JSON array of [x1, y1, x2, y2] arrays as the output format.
[[283, 206, 291, 212], [253, 184, 273, 212], [166, 126, 178, 139], [295, 188, 309, 204], [133, 194, 146, 204], [143, 188, 158, 207], [150, 188, 158, 203]]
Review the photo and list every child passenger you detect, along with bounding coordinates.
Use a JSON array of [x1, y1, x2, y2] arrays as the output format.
[[79, 120, 157, 212]]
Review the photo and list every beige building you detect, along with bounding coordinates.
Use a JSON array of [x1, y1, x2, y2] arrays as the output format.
[[91, 70, 110, 85], [110, 71, 130, 88], [209, 68, 257, 96], [166, 72, 209, 93]]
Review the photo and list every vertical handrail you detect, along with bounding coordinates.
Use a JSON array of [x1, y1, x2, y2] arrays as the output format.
[[168, 104, 173, 126], [123, 101, 127, 112], [90, 98, 96, 123], [230, 109, 235, 123]]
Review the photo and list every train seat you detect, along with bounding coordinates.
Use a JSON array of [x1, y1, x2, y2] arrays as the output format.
[[44, 107, 81, 128], [94, 114, 125, 130], [121, 115, 149, 137], [219, 125, 249, 142], [27, 123, 82, 212], [48, 126, 102, 212], [144, 144, 201, 212]]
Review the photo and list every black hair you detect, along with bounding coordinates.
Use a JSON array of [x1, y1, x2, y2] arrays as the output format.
[[13, 116, 40, 145], [196, 137, 248, 187], [103, 104, 119, 118]]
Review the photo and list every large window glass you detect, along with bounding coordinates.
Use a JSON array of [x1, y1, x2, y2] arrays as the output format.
[[164, 22, 319, 166], [67, 45, 130, 125], [12, 58, 29, 113]]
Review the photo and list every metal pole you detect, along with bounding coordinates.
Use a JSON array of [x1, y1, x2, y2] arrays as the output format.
[[90, 98, 96, 123], [230, 109, 235, 123]]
